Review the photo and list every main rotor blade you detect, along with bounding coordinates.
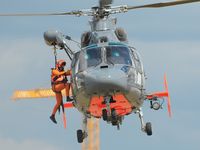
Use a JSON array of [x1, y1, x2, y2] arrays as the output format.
[[127, 0, 200, 10], [0, 11, 81, 17]]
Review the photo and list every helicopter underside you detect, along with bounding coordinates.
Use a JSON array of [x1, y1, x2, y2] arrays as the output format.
[[73, 83, 146, 132], [74, 84, 144, 118], [88, 93, 138, 118]]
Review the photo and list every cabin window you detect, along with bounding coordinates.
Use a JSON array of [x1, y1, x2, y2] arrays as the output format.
[[106, 46, 132, 65]]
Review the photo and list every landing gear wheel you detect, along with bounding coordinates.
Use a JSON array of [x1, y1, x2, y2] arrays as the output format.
[[77, 130, 84, 143], [111, 120, 118, 126], [117, 124, 120, 130], [145, 122, 152, 136], [119, 117, 123, 125], [111, 108, 117, 120], [102, 109, 108, 121]]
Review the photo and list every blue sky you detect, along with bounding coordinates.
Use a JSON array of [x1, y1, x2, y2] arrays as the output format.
[[0, 0, 200, 150]]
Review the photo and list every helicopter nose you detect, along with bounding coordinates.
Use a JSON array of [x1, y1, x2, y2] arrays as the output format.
[[84, 67, 129, 95]]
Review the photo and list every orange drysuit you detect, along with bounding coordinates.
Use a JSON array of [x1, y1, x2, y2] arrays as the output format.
[[50, 60, 71, 123]]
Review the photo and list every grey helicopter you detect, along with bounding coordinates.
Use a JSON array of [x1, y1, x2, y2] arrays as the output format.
[[3, 0, 200, 143]]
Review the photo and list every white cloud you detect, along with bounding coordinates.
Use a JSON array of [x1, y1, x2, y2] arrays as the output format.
[[0, 38, 50, 70], [130, 40, 200, 82], [0, 137, 61, 150], [0, 37, 76, 74]]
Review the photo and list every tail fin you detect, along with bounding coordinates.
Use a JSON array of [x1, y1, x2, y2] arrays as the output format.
[[164, 74, 172, 117], [147, 74, 172, 117]]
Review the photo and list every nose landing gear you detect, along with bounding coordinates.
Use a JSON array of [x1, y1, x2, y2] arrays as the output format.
[[102, 109, 108, 121], [102, 96, 122, 130]]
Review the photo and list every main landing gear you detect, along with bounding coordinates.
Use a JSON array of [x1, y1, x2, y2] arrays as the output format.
[[136, 108, 152, 136], [77, 115, 88, 143], [102, 96, 123, 130]]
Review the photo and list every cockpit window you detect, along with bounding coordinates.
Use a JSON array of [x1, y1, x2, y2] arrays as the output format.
[[106, 46, 132, 65], [85, 47, 102, 67]]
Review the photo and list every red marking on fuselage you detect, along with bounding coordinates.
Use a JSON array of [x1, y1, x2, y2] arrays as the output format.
[[88, 94, 133, 118]]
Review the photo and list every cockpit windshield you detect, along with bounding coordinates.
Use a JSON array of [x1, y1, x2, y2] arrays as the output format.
[[85, 47, 102, 67], [106, 46, 132, 65], [78, 45, 132, 71]]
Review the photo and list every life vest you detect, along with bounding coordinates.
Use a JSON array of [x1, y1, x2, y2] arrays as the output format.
[[51, 68, 68, 85]]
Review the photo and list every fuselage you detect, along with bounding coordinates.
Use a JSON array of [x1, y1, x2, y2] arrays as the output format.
[[71, 42, 146, 117]]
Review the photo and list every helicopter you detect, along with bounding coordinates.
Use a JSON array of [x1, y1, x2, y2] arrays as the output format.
[[3, 0, 200, 144]]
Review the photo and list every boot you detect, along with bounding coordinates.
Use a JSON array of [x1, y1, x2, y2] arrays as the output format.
[[66, 96, 73, 102], [50, 114, 57, 124]]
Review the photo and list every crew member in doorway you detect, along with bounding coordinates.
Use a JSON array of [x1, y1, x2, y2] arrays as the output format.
[[50, 59, 73, 124]]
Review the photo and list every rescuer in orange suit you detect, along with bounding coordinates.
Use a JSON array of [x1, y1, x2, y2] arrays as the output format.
[[50, 59, 73, 124]]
